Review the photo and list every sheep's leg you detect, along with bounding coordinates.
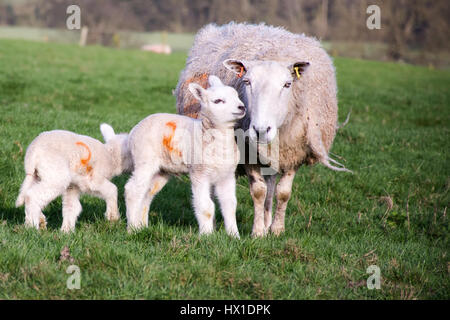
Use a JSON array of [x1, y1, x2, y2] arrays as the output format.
[[24, 181, 65, 230], [263, 173, 277, 233], [24, 158, 70, 229], [214, 176, 239, 238], [270, 170, 296, 236], [91, 179, 119, 222], [191, 177, 215, 235], [125, 167, 157, 232], [61, 186, 82, 233], [140, 172, 170, 227], [245, 165, 267, 237]]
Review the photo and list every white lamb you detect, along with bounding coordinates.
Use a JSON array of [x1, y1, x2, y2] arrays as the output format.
[[15, 124, 133, 232], [125, 75, 245, 237]]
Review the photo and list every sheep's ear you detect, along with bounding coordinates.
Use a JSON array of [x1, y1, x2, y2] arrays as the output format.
[[100, 123, 115, 142], [289, 62, 310, 80], [188, 83, 207, 102], [223, 59, 248, 77], [208, 75, 223, 87]]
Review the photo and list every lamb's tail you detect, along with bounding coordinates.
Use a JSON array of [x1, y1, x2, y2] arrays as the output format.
[[15, 174, 35, 207], [15, 152, 37, 207], [336, 109, 351, 130]]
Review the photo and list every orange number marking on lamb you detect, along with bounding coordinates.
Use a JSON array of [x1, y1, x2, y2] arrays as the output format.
[[162, 121, 182, 157], [75, 141, 93, 174]]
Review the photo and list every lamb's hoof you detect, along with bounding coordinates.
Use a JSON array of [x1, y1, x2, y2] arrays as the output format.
[[270, 224, 285, 236], [127, 225, 143, 234], [251, 228, 266, 238], [39, 217, 47, 230], [60, 225, 74, 233], [227, 231, 240, 239], [106, 211, 120, 222]]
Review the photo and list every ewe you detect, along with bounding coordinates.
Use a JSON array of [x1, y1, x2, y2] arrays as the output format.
[[125, 75, 245, 237], [175, 22, 351, 237], [16, 124, 132, 232]]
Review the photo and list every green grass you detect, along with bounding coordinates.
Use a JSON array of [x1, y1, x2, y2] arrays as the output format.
[[0, 39, 448, 299]]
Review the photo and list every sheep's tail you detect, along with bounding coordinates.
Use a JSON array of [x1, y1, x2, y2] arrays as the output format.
[[15, 152, 37, 207], [336, 109, 351, 130]]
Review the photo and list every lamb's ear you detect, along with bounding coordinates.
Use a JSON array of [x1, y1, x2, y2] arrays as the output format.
[[208, 75, 223, 87], [223, 59, 248, 77], [100, 123, 115, 142], [289, 62, 310, 80], [188, 83, 207, 102]]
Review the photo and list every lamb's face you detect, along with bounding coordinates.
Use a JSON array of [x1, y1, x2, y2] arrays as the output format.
[[189, 75, 245, 127], [223, 59, 310, 144]]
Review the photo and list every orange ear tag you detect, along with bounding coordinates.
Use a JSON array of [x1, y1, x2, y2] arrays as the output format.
[[237, 66, 244, 78]]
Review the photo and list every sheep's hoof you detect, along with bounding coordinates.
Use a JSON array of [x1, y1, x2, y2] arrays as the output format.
[[39, 217, 47, 230], [270, 224, 285, 236], [251, 228, 266, 238], [127, 225, 143, 234], [106, 211, 120, 222], [60, 225, 74, 233]]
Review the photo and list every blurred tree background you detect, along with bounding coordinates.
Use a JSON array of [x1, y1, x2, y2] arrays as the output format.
[[0, 0, 449, 66]]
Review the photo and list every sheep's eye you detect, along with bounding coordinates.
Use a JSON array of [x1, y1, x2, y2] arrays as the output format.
[[242, 79, 251, 86], [284, 82, 292, 88], [213, 99, 224, 104]]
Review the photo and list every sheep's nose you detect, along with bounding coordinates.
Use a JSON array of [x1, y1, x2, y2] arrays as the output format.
[[253, 125, 271, 134], [238, 105, 246, 112]]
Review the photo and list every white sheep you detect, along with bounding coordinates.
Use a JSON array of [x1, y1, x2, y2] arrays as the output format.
[[15, 124, 132, 232], [125, 75, 245, 237], [175, 22, 351, 237]]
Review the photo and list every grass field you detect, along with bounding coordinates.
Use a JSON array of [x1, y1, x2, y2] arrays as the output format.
[[0, 39, 448, 299]]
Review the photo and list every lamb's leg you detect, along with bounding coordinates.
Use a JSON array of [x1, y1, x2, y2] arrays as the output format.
[[191, 177, 215, 235], [140, 172, 170, 227], [245, 165, 267, 237], [270, 170, 296, 236], [214, 176, 239, 238], [24, 158, 70, 230], [61, 186, 82, 233], [91, 179, 119, 222], [24, 181, 65, 230], [263, 173, 277, 233], [125, 166, 157, 232]]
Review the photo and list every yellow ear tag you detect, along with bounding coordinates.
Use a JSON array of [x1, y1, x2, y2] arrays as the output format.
[[294, 66, 301, 79]]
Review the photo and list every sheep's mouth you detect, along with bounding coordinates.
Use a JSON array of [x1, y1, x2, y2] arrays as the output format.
[[232, 111, 246, 118]]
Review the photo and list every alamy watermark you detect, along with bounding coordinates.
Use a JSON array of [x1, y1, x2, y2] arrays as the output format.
[[366, 5, 381, 30], [66, 5, 81, 30], [66, 265, 81, 290], [366, 265, 381, 289]]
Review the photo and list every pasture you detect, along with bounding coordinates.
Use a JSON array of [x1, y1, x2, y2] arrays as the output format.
[[0, 39, 448, 299]]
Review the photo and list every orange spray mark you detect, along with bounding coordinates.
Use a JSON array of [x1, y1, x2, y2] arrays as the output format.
[[142, 206, 148, 224], [76, 141, 93, 174], [162, 122, 182, 157], [149, 181, 160, 196], [204, 211, 212, 219]]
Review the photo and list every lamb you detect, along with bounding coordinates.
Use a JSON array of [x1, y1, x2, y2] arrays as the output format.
[[125, 75, 245, 237], [175, 22, 351, 237], [15, 124, 132, 232]]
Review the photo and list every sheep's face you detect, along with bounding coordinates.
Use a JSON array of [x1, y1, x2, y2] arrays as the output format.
[[223, 59, 309, 144], [188, 75, 246, 128]]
